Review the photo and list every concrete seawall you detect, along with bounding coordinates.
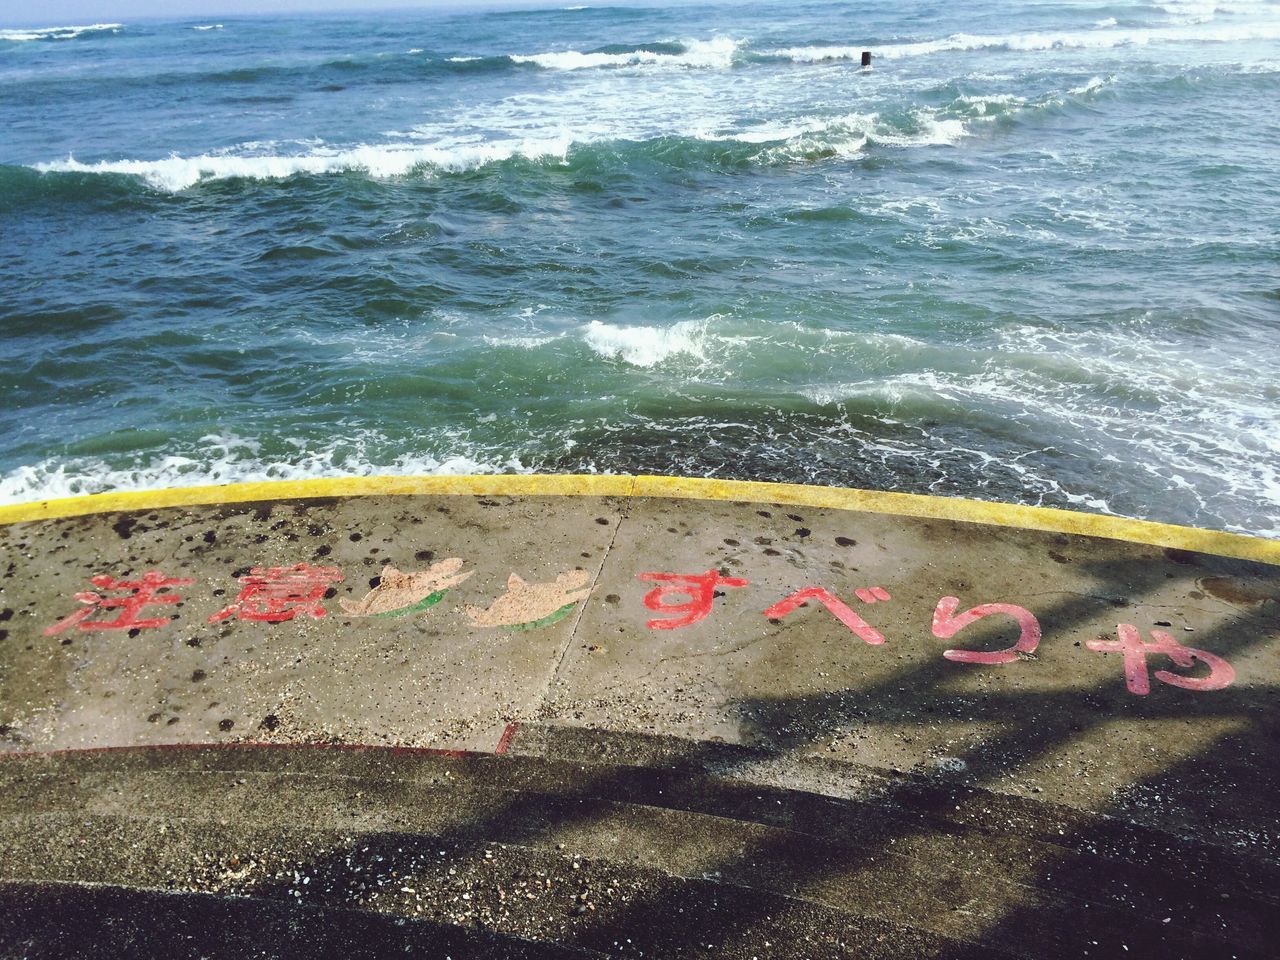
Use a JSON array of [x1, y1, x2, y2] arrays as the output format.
[[1, 475, 1277, 957]]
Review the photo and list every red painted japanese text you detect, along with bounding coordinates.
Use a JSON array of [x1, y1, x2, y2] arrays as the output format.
[[208, 563, 344, 624], [1086, 624, 1235, 695], [931, 596, 1042, 665], [637, 569, 750, 630], [44, 571, 194, 636], [764, 586, 888, 645]]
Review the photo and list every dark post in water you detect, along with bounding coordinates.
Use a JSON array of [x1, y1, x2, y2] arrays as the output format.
[[861, 51, 872, 67]]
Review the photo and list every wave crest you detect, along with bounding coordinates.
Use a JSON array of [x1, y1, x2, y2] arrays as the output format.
[[0, 434, 532, 506], [774, 20, 1280, 62], [0, 22, 122, 42], [33, 137, 577, 191], [24, 63, 1138, 195], [510, 36, 740, 70], [581, 318, 712, 367]]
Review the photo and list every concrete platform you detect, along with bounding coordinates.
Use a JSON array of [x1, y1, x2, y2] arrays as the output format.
[[0, 475, 1277, 958]]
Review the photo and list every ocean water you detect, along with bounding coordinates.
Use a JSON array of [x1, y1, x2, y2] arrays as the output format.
[[1, 1, 1277, 536]]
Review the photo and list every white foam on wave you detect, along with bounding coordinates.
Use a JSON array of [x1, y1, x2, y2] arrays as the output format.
[[954, 92, 1026, 110], [581, 319, 709, 367], [771, 110, 969, 159], [777, 315, 1280, 537], [0, 434, 533, 507], [35, 136, 577, 191], [690, 109, 969, 164], [995, 323, 1280, 537], [874, 115, 968, 146], [192, 24, 223, 31], [1157, 0, 1218, 24], [768, 44, 873, 64], [510, 36, 740, 70], [1067, 75, 1111, 95], [775, 19, 1280, 61], [0, 22, 122, 42], [694, 115, 833, 144], [34, 96, 983, 191]]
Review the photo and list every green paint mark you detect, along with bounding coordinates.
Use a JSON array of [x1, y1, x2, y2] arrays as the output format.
[[506, 602, 578, 632], [373, 590, 447, 619]]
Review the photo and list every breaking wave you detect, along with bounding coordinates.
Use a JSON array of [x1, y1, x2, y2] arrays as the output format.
[[16, 66, 1135, 196], [31, 138, 578, 191], [438, 18, 1280, 71], [508, 36, 740, 69], [27, 107, 982, 192], [0, 434, 534, 506], [0, 23, 122, 42], [773, 19, 1280, 62], [581, 319, 711, 367]]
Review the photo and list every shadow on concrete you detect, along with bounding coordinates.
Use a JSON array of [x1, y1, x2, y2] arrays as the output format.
[[217, 547, 1279, 957], [0, 879, 590, 959], [3, 534, 1273, 959]]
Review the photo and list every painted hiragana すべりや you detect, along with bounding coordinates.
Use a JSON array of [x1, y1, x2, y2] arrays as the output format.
[[638, 569, 751, 630], [1087, 624, 1235, 695], [763, 586, 890, 645], [931, 596, 1042, 665]]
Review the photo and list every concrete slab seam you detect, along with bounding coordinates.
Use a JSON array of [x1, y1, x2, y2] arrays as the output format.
[[0, 741, 487, 762], [539, 494, 635, 712]]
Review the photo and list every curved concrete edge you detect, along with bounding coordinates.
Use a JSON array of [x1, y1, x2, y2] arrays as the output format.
[[0, 473, 1275, 565]]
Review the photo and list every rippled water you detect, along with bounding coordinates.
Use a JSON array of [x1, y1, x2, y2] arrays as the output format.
[[1, 0, 1277, 535]]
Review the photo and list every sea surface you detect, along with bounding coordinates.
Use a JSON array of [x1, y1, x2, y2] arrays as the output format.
[[1, 0, 1278, 535]]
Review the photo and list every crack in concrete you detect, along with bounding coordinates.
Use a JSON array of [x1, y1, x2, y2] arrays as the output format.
[[532, 479, 637, 721], [655, 631, 775, 665], [1019, 590, 1225, 619]]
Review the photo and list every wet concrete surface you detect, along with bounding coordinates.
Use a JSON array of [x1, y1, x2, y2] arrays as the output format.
[[0, 488, 1277, 957]]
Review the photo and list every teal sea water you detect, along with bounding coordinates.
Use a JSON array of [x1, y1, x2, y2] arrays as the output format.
[[1, 0, 1277, 535]]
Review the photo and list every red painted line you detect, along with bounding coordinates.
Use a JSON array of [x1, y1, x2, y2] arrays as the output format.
[[495, 722, 520, 755], [0, 740, 473, 763]]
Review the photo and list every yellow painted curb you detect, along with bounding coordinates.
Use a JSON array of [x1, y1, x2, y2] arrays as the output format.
[[0, 474, 637, 524], [631, 476, 1280, 565], [0, 474, 1275, 565]]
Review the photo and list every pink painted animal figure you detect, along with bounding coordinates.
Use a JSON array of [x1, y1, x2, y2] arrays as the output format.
[[466, 570, 592, 628], [340, 559, 473, 617]]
